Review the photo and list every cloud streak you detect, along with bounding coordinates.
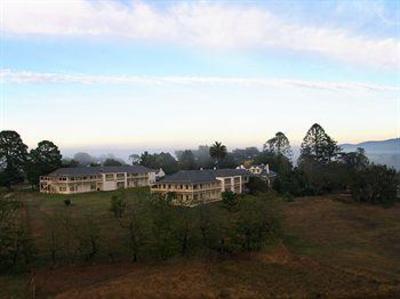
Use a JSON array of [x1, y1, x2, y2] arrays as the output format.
[[2, 1, 399, 69], [1, 69, 398, 93]]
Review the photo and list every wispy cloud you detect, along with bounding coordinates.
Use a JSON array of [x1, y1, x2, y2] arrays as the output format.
[[1, 69, 398, 93], [2, 1, 399, 69]]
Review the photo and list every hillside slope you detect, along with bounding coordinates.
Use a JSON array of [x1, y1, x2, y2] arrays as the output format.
[[20, 196, 399, 299]]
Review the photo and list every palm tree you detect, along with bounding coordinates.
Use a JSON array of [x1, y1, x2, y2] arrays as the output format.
[[209, 141, 227, 168]]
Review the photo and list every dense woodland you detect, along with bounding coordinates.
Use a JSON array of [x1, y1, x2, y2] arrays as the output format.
[[0, 124, 399, 274]]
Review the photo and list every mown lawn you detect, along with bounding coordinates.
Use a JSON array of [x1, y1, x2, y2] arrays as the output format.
[[1, 190, 400, 298]]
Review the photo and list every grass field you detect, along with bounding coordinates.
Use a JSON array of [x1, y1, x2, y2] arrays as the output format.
[[1, 189, 399, 298]]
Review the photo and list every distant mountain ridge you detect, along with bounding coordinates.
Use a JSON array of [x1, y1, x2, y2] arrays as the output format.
[[341, 138, 399, 154], [341, 138, 399, 170]]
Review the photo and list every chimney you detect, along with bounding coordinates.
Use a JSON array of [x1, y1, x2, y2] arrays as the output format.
[[265, 163, 270, 174]]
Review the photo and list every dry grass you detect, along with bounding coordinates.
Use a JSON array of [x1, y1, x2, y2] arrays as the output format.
[[2, 192, 400, 298]]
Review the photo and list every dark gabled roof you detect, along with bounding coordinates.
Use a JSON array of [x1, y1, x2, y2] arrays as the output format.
[[46, 165, 153, 177], [213, 168, 251, 177], [157, 170, 218, 184], [157, 168, 251, 185]]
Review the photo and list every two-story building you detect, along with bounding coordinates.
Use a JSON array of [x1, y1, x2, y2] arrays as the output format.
[[237, 163, 277, 185], [151, 169, 251, 206], [40, 165, 156, 194]]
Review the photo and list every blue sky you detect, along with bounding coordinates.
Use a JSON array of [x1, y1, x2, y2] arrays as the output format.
[[1, 0, 399, 155]]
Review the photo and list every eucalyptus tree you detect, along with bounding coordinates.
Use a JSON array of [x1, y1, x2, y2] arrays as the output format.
[[263, 132, 292, 158]]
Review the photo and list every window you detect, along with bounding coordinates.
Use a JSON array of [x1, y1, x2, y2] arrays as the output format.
[[69, 186, 75, 192], [105, 174, 114, 181], [59, 186, 67, 192], [185, 185, 189, 189], [90, 183, 96, 190]]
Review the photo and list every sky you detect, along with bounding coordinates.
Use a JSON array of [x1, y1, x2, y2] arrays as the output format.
[[0, 0, 399, 156]]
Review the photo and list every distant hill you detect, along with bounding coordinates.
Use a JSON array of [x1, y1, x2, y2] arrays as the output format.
[[341, 138, 400, 170], [341, 138, 400, 154]]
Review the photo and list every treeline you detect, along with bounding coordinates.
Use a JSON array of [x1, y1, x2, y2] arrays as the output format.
[[0, 190, 280, 273], [264, 124, 399, 205], [0, 131, 62, 190], [1, 127, 398, 204]]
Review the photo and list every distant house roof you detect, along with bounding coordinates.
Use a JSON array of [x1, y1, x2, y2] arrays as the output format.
[[157, 170, 218, 184], [260, 169, 278, 178], [158, 169, 251, 184], [46, 165, 154, 177]]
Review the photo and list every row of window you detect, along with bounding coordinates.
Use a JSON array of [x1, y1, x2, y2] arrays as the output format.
[[154, 183, 219, 190], [44, 173, 149, 182], [59, 183, 98, 192]]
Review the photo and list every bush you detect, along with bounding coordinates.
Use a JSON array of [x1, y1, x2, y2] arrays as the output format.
[[350, 164, 398, 205], [246, 177, 269, 195], [110, 194, 126, 218], [221, 191, 238, 210], [64, 199, 71, 206]]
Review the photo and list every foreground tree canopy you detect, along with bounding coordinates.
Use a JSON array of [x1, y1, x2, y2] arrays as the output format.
[[0, 131, 28, 189], [26, 140, 62, 187]]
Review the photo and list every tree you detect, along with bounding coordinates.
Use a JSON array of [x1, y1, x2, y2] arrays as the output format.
[[62, 158, 80, 168], [246, 177, 269, 195], [0, 199, 35, 272], [209, 142, 227, 168], [0, 131, 28, 189], [178, 150, 197, 170], [77, 215, 101, 261], [264, 132, 291, 158], [339, 148, 369, 171], [118, 197, 149, 262], [299, 124, 341, 164], [110, 193, 127, 218], [149, 197, 180, 260], [231, 147, 260, 164], [73, 152, 95, 166], [222, 191, 238, 211], [254, 151, 292, 175], [192, 145, 214, 169], [140, 152, 178, 174], [26, 140, 62, 188], [350, 164, 398, 205], [234, 198, 280, 252], [103, 158, 123, 167], [128, 154, 141, 165]]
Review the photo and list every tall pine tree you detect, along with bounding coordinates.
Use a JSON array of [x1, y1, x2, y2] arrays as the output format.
[[299, 123, 341, 164]]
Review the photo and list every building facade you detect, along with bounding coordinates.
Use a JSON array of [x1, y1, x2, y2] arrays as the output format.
[[40, 165, 156, 194], [151, 169, 251, 206], [237, 163, 277, 186]]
